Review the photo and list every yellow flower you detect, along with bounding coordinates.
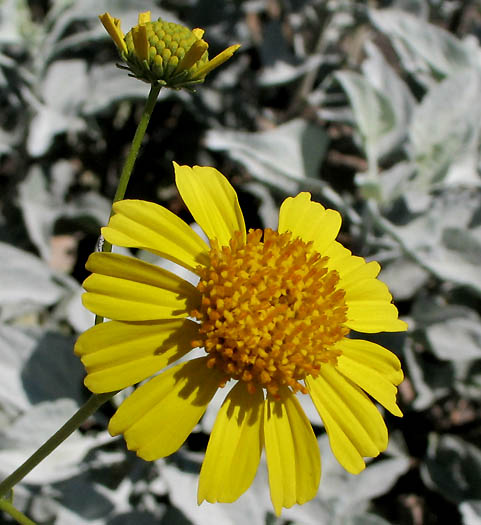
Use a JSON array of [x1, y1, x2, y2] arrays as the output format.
[[99, 11, 240, 89], [75, 164, 407, 515]]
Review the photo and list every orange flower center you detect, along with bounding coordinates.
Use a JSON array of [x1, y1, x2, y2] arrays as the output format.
[[190, 228, 349, 397]]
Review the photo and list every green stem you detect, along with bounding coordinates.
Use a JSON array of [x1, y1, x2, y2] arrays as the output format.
[[112, 84, 162, 204], [0, 392, 116, 499], [0, 498, 36, 525], [94, 83, 161, 326], [103, 83, 162, 256]]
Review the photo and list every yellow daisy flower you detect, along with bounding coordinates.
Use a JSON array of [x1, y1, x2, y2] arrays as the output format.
[[75, 163, 407, 515], [99, 11, 240, 88]]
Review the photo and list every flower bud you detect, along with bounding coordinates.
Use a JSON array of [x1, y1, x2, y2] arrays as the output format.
[[99, 11, 240, 89]]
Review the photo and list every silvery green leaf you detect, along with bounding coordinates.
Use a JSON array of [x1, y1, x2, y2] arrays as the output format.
[[284, 434, 409, 523], [54, 473, 125, 523], [298, 390, 323, 427], [25, 486, 59, 523], [339, 515, 392, 525], [0, 242, 65, 313], [361, 42, 415, 157], [108, 510, 167, 525], [408, 70, 481, 189], [27, 468, 130, 524], [421, 434, 481, 503], [391, 0, 428, 17], [65, 288, 95, 334], [0, 399, 100, 484], [424, 307, 481, 361], [441, 227, 481, 266], [18, 165, 110, 261], [283, 498, 332, 525], [378, 191, 481, 296], [256, 18, 304, 87], [205, 119, 328, 194], [403, 341, 453, 411], [163, 456, 269, 525], [242, 182, 279, 230], [44, 506, 103, 525], [335, 71, 396, 169], [43, 0, 175, 62], [27, 60, 89, 157], [369, 9, 481, 85], [459, 500, 481, 525], [359, 161, 419, 208], [336, 457, 410, 513], [258, 55, 324, 88], [82, 63, 168, 115], [21, 331, 85, 405], [428, 228, 481, 296], [379, 256, 429, 301], [0, 51, 24, 152], [199, 386, 227, 434], [411, 299, 473, 327], [302, 434, 409, 525], [0, 0, 33, 46], [461, 361, 481, 401], [17, 166, 56, 259], [0, 324, 36, 415], [43, 2, 175, 65], [413, 301, 481, 391]]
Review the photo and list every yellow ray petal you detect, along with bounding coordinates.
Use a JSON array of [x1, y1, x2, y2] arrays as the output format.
[[82, 253, 199, 321], [307, 366, 388, 474], [191, 44, 241, 79], [75, 319, 199, 393], [278, 192, 342, 254], [82, 281, 192, 321], [336, 338, 404, 385], [192, 28, 205, 39], [99, 12, 127, 53], [177, 39, 209, 71], [109, 357, 224, 460], [102, 199, 210, 272], [345, 301, 407, 333], [336, 343, 403, 417], [132, 24, 149, 61], [198, 382, 263, 504], [323, 241, 364, 279], [339, 260, 381, 287], [343, 278, 393, 303], [173, 163, 246, 247], [138, 11, 151, 24], [264, 388, 320, 516]]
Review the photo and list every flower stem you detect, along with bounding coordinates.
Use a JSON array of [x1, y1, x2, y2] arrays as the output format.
[[103, 83, 162, 255], [0, 498, 37, 525], [0, 392, 116, 499], [95, 83, 161, 326], [113, 83, 161, 204]]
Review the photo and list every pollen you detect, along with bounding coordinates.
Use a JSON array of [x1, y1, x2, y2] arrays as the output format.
[[190, 229, 349, 397]]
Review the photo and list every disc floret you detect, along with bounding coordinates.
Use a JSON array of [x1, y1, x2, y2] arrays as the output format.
[[191, 229, 349, 397]]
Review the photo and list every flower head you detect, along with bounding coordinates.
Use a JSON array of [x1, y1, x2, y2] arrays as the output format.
[[75, 164, 407, 515], [99, 11, 240, 89]]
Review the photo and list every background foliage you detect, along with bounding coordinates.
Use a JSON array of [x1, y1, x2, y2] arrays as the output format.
[[1, 0, 481, 523]]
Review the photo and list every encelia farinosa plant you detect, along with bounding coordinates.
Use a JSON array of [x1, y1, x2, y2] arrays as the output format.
[[0, 7, 407, 524]]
